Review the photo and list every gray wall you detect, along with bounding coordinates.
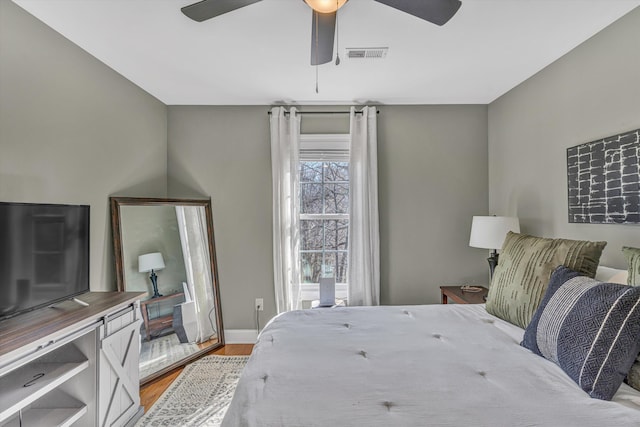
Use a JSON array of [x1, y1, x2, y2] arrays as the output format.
[[378, 106, 489, 305], [168, 105, 488, 329], [488, 7, 640, 269], [0, 1, 168, 291], [168, 106, 274, 330]]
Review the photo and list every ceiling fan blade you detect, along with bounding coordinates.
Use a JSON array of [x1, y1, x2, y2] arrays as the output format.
[[181, 0, 263, 22], [374, 0, 461, 26], [310, 10, 336, 66]]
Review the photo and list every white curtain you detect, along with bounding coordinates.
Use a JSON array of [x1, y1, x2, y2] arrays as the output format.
[[348, 106, 380, 306], [270, 106, 302, 313], [175, 205, 217, 342]]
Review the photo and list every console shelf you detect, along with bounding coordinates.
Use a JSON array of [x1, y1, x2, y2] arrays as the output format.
[[0, 343, 88, 423], [1, 390, 87, 427]]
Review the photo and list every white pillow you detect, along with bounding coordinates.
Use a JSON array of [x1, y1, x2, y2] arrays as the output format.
[[595, 266, 628, 284]]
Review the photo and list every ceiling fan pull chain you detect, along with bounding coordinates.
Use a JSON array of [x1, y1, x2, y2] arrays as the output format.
[[315, 11, 319, 93], [335, 0, 340, 65]]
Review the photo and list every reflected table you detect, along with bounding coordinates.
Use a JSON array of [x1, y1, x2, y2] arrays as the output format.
[[140, 292, 185, 341]]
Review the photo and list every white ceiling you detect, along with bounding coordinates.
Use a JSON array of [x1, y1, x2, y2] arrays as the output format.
[[12, 0, 640, 105]]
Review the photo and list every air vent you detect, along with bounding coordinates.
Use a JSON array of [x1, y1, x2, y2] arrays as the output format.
[[346, 47, 388, 59]]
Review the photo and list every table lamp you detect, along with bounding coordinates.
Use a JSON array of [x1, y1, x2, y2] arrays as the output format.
[[139, 252, 165, 298], [469, 216, 520, 279]]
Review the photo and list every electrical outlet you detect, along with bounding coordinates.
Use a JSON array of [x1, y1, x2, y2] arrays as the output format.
[[255, 298, 264, 311]]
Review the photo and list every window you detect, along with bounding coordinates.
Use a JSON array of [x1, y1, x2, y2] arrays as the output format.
[[299, 134, 350, 300]]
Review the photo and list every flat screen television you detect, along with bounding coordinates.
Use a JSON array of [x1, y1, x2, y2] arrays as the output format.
[[0, 202, 90, 320]]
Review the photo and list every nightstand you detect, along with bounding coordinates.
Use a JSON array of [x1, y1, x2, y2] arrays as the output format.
[[440, 286, 488, 304]]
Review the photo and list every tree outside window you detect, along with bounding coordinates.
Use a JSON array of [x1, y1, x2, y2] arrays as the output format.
[[299, 161, 349, 284]]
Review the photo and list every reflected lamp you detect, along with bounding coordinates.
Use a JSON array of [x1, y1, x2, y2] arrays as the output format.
[[139, 252, 165, 298]]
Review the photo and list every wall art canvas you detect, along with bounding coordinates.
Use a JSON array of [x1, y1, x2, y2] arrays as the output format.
[[567, 128, 640, 224]]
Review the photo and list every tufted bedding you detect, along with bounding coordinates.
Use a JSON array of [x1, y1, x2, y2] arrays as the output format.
[[222, 303, 640, 426]]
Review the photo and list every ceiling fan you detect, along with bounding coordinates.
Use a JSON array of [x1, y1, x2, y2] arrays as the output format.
[[181, 0, 462, 65]]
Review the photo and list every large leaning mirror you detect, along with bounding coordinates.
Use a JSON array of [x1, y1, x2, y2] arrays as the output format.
[[110, 197, 224, 384]]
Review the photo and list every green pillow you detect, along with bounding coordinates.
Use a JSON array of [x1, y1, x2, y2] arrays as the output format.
[[622, 246, 640, 286], [485, 232, 606, 329], [622, 246, 640, 392], [628, 364, 640, 392]]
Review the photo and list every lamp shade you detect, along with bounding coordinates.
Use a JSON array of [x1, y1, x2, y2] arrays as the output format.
[[138, 252, 165, 273], [469, 216, 520, 250]]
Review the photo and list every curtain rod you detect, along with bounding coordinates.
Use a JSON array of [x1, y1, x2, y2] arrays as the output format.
[[267, 110, 380, 116]]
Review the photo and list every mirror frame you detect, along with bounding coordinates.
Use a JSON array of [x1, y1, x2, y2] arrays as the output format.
[[110, 196, 224, 384]]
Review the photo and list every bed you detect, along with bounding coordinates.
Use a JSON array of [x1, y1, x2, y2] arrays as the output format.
[[222, 266, 640, 426], [223, 304, 640, 426]]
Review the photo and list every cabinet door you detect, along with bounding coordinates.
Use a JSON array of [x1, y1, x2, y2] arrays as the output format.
[[98, 309, 142, 427]]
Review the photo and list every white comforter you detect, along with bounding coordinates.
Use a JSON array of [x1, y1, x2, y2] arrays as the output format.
[[222, 304, 640, 426]]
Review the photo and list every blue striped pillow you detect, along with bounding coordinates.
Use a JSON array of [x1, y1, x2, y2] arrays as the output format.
[[521, 266, 640, 400]]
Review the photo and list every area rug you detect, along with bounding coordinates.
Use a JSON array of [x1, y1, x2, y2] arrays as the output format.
[[136, 355, 250, 427], [139, 333, 201, 379]]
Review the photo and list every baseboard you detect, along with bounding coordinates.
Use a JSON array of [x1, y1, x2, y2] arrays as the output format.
[[224, 329, 258, 344]]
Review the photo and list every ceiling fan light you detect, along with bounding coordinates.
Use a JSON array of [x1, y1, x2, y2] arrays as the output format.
[[304, 0, 348, 14]]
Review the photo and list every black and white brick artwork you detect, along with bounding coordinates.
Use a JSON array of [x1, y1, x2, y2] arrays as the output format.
[[567, 129, 640, 224]]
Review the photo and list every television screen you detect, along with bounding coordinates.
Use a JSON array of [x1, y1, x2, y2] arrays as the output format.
[[0, 202, 90, 320]]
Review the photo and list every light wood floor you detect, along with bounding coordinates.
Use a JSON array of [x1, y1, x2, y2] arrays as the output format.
[[139, 344, 254, 411]]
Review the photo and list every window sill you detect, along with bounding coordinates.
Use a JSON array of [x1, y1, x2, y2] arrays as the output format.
[[300, 284, 347, 301]]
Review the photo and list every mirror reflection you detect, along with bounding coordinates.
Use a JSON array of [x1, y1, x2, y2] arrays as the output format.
[[110, 197, 224, 384]]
